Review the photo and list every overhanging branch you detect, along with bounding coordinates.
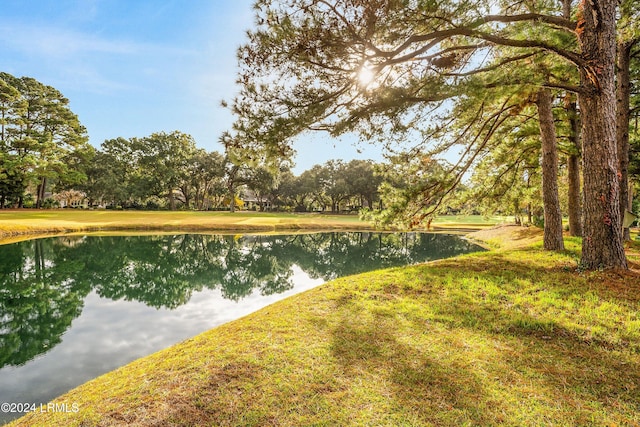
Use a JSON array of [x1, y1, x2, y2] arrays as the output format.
[[443, 52, 539, 77], [375, 17, 582, 69]]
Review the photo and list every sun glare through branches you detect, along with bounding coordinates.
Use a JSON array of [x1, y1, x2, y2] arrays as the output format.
[[356, 66, 377, 88]]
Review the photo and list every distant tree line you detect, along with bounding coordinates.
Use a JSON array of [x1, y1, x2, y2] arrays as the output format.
[[0, 73, 391, 213], [1, 72, 635, 233], [77, 131, 227, 210], [80, 139, 386, 213]]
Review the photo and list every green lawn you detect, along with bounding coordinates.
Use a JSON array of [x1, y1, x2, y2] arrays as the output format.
[[0, 210, 370, 243], [0, 210, 503, 243], [9, 226, 640, 427], [431, 214, 514, 225]]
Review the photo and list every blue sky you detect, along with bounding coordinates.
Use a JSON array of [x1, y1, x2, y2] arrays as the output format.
[[0, 0, 383, 173]]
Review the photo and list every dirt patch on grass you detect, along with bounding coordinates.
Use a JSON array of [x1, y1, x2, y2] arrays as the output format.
[[467, 224, 543, 250], [582, 259, 640, 302]]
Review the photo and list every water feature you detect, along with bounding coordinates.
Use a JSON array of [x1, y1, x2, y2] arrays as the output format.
[[0, 232, 484, 424]]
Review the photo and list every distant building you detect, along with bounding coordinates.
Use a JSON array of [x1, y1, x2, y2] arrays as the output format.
[[52, 190, 88, 208], [240, 189, 273, 211]]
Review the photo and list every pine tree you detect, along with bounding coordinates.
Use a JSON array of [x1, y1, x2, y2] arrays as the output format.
[[231, 0, 628, 269]]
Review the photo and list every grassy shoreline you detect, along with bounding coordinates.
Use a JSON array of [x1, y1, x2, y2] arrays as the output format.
[[5, 217, 640, 426], [0, 210, 506, 244], [0, 210, 372, 241]]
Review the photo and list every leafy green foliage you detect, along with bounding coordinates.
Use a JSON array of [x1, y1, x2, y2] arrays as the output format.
[[0, 72, 89, 208], [227, 0, 633, 268], [366, 153, 452, 227], [86, 133, 227, 210], [275, 159, 381, 213], [227, 1, 580, 228]]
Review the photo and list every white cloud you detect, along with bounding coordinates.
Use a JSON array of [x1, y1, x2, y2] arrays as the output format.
[[0, 20, 199, 59], [0, 20, 200, 96], [0, 22, 139, 58]]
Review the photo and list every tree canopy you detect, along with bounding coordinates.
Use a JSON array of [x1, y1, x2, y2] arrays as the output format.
[[228, 0, 636, 270], [0, 72, 89, 208]]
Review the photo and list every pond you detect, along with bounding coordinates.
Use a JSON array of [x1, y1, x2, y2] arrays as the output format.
[[0, 232, 484, 424]]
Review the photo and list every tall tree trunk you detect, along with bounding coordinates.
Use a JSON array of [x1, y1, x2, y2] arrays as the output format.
[[561, 0, 582, 238], [616, 40, 633, 241], [567, 154, 582, 236], [228, 184, 236, 212], [564, 94, 583, 237], [577, 0, 627, 269], [227, 166, 238, 213], [36, 176, 47, 209], [183, 185, 191, 210], [168, 190, 176, 210], [564, 94, 582, 237], [535, 88, 565, 251], [228, 181, 236, 213]]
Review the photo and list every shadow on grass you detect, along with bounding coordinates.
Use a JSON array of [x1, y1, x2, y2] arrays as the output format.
[[325, 251, 640, 425], [330, 311, 499, 425]]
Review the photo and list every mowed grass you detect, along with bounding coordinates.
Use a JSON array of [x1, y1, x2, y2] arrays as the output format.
[[0, 210, 371, 242], [429, 214, 514, 230], [0, 210, 502, 243], [10, 226, 640, 426]]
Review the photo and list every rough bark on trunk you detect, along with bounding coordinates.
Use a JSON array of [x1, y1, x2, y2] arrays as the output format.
[[562, 0, 571, 20], [567, 154, 582, 236], [616, 40, 633, 241], [578, 0, 627, 269], [183, 186, 191, 210], [564, 94, 583, 237], [535, 88, 565, 251]]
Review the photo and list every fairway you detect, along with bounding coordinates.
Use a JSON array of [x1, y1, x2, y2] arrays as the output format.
[[0, 210, 504, 243], [0, 210, 369, 242]]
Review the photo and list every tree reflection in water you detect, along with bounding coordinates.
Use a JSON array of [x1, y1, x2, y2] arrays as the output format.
[[0, 232, 483, 368]]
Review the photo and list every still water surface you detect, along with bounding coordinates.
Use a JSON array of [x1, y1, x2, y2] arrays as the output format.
[[0, 232, 484, 423]]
